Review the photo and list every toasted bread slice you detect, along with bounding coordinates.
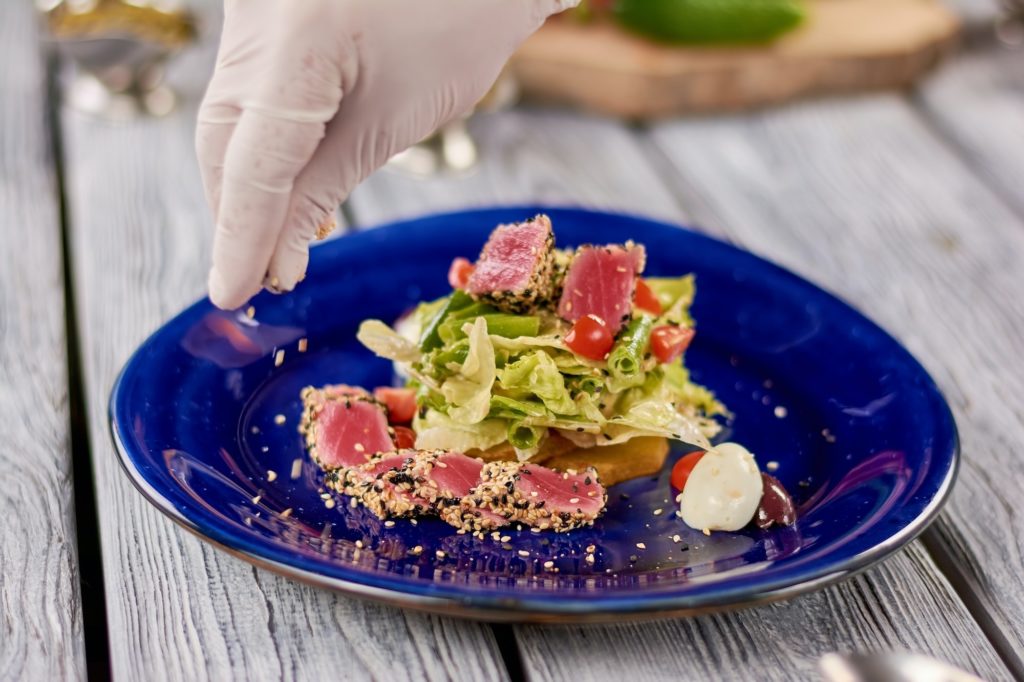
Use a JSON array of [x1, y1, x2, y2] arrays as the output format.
[[535, 436, 669, 486], [471, 435, 669, 487]]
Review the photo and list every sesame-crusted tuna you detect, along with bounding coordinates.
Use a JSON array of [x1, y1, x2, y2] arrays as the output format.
[[465, 461, 606, 532], [329, 452, 432, 518], [466, 215, 555, 313], [299, 387, 394, 469], [404, 451, 509, 531], [557, 243, 646, 334]]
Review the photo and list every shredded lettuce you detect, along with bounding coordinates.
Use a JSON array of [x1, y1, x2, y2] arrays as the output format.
[[413, 410, 508, 452], [440, 317, 496, 425], [498, 351, 577, 416]]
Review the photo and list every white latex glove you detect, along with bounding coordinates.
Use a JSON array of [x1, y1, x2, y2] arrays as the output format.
[[196, 0, 578, 310]]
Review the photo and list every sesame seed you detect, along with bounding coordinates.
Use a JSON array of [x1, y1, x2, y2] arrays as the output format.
[[774, 405, 788, 418], [562, 473, 569, 480], [324, 498, 335, 509], [261, 446, 269, 453], [530, 491, 538, 497], [410, 519, 418, 525], [672, 534, 681, 543], [355, 540, 364, 549], [251, 495, 262, 504], [297, 338, 308, 352], [290, 459, 303, 479], [544, 560, 554, 569], [384, 520, 395, 528], [585, 554, 595, 564], [616, 266, 627, 273], [349, 497, 358, 508], [436, 460, 448, 468], [569, 497, 579, 504], [653, 508, 663, 516], [354, 443, 365, 452], [251, 426, 260, 434], [274, 349, 285, 367], [245, 306, 256, 318], [274, 414, 286, 425], [702, 528, 711, 536], [411, 546, 423, 555], [501, 535, 511, 543], [636, 542, 646, 550], [586, 544, 596, 553], [767, 460, 780, 471], [436, 550, 446, 558], [244, 517, 252, 526], [518, 550, 530, 557], [280, 508, 293, 518], [266, 470, 277, 482], [530, 527, 541, 533]]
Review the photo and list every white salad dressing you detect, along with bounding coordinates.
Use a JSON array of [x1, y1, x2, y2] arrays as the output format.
[[678, 442, 763, 532]]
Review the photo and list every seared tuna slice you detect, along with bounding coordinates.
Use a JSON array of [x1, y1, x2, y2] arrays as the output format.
[[557, 243, 646, 334], [404, 451, 508, 531], [334, 452, 431, 518], [299, 387, 394, 469], [467, 461, 606, 532], [467, 215, 555, 313]]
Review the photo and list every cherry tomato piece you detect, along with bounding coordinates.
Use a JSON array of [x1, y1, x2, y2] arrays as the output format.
[[670, 451, 706, 491], [392, 426, 417, 449], [564, 314, 614, 361], [651, 325, 695, 364], [634, 278, 662, 315], [373, 387, 418, 424], [448, 257, 475, 290]]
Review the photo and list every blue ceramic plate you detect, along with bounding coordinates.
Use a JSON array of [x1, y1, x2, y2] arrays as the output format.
[[111, 207, 957, 621]]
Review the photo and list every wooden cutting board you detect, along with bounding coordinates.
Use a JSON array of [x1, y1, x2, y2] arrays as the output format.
[[508, 0, 961, 118]]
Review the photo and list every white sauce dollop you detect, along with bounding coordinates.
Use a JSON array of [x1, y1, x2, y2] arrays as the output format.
[[678, 442, 763, 532]]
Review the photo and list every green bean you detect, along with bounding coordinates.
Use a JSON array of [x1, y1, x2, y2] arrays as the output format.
[[608, 315, 654, 381], [489, 396, 547, 420], [438, 313, 540, 345], [508, 421, 545, 450], [419, 290, 473, 351]]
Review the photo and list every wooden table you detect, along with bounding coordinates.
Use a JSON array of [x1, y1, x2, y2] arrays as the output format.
[[3, 1, 1023, 679]]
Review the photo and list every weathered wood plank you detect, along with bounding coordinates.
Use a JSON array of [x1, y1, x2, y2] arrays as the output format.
[[58, 14, 505, 682], [0, 3, 85, 681], [648, 93, 1024, 675], [346, 107, 1011, 681], [916, 44, 1024, 219]]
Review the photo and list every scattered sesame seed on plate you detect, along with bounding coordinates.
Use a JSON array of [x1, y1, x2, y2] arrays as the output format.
[[266, 470, 277, 482], [274, 349, 285, 367], [251, 495, 262, 504], [636, 542, 646, 550], [774, 405, 788, 418], [672, 534, 681, 543], [518, 550, 530, 557], [290, 459, 303, 479], [324, 498, 335, 509], [436, 550, 446, 558], [355, 540, 364, 549], [501, 535, 511, 543], [384, 520, 395, 528], [297, 338, 308, 352], [543, 560, 554, 569], [585, 554, 594, 564], [702, 528, 711, 536], [653, 508, 663, 516], [280, 508, 293, 518], [274, 414, 286, 425], [251, 426, 260, 434], [410, 546, 423, 555], [245, 306, 255, 318], [767, 460, 780, 471]]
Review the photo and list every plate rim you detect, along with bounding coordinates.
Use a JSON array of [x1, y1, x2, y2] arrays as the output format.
[[108, 204, 960, 621]]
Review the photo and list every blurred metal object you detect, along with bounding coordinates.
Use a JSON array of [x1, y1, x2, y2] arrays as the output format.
[[997, 0, 1024, 46], [819, 653, 985, 682], [387, 69, 519, 177], [38, 0, 196, 118]]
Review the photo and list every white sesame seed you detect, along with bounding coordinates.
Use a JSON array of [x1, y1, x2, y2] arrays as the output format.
[[291, 459, 303, 479], [501, 535, 511, 543], [586, 545, 596, 553], [245, 306, 256, 318], [702, 528, 711, 536], [251, 495, 262, 504], [349, 497, 358, 508], [653, 508, 663, 516], [585, 554, 595, 564], [530, 527, 541, 533], [251, 425, 260, 434], [244, 517, 252, 526], [774, 405, 788, 418], [384, 520, 395, 528], [411, 546, 423, 555], [544, 560, 554, 569], [354, 443, 365, 452], [266, 470, 277, 482], [518, 550, 530, 557], [355, 540, 364, 549], [324, 498, 335, 509], [436, 550, 446, 558], [274, 414, 286, 425], [410, 518, 418, 525], [767, 460, 780, 471], [274, 349, 285, 367], [297, 338, 308, 352], [261, 446, 269, 453], [569, 497, 580, 503], [436, 460, 448, 468], [636, 542, 646, 550], [530, 491, 538, 497], [672, 534, 681, 543], [280, 508, 293, 518]]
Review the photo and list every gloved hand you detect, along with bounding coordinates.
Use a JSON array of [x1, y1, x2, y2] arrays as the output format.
[[196, 0, 578, 310]]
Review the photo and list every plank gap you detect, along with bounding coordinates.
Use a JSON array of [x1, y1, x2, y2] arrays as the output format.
[[491, 624, 526, 682], [921, 525, 1024, 681], [45, 51, 113, 682]]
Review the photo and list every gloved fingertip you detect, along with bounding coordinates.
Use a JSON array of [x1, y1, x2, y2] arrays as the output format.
[[208, 267, 253, 311]]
